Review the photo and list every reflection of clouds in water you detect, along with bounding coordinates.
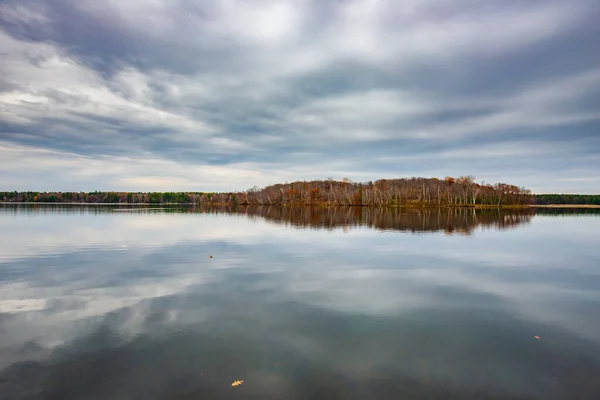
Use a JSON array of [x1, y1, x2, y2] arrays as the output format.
[[0, 206, 539, 262], [0, 212, 276, 262], [0, 209, 599, 397], [2, 214, 599, 321], [0, 252, 224, 366], [0, 297, 47, 313], [2, 284, 599, 399]]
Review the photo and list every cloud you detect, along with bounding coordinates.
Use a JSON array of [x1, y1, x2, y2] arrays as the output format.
[[1, 0, 599, 192]]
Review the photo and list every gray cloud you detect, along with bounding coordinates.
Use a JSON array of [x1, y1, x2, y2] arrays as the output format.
[[1, 0, 599, 192]]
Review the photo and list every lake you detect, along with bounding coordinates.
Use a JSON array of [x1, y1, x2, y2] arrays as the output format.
[[0, 205, 599, 399]]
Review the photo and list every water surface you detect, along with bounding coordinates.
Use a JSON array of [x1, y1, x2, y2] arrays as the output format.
[[0, 205, 599, 399]]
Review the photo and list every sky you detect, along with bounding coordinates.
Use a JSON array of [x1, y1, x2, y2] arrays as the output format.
[[0, 0, 599, 193]]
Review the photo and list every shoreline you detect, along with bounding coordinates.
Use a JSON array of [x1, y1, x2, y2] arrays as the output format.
[[0, 202, 194, 206], [0, 202, 525, 208], [1, 202, 598, 208], [529, 204, 600, 208]]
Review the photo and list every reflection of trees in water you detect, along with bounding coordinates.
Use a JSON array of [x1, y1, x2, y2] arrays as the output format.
[[0, 204, 536, 234], [532, 208, 600, 216], [207, 206, 534, 235]]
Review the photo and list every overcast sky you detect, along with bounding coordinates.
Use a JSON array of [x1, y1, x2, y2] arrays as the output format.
[[1, 0, 599, 193]]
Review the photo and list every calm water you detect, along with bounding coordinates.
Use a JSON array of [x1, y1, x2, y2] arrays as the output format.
[[0, 205, 599, 399]]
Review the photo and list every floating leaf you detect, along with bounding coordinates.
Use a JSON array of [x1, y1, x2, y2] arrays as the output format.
[[232, 380, 244, 387]]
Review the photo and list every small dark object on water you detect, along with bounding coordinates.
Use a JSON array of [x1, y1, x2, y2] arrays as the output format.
[[209, 255, 213, 258]]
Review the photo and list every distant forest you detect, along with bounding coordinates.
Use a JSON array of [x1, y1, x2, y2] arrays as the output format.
[[1, 176, 534, 207], [533, 194, 600, 205]]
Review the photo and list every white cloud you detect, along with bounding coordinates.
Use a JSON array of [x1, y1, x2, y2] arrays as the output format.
[[0, 30, 215, 137], [0, 141, 276, 191]]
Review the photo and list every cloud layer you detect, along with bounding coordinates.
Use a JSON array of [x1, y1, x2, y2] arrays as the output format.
[[1, 0, 599, 192]]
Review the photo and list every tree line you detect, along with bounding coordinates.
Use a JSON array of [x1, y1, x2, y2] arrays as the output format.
[[533, 194, 600, 205], [0, 176, 532, 207], [218, 176, 532, 207], [0, 191, 204, 204]]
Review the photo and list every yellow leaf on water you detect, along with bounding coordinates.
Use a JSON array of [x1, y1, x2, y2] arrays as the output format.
[[232, 380, 244, 387]]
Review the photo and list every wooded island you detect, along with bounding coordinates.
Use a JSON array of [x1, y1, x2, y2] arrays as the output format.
[[1, 176, 536, 207]]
